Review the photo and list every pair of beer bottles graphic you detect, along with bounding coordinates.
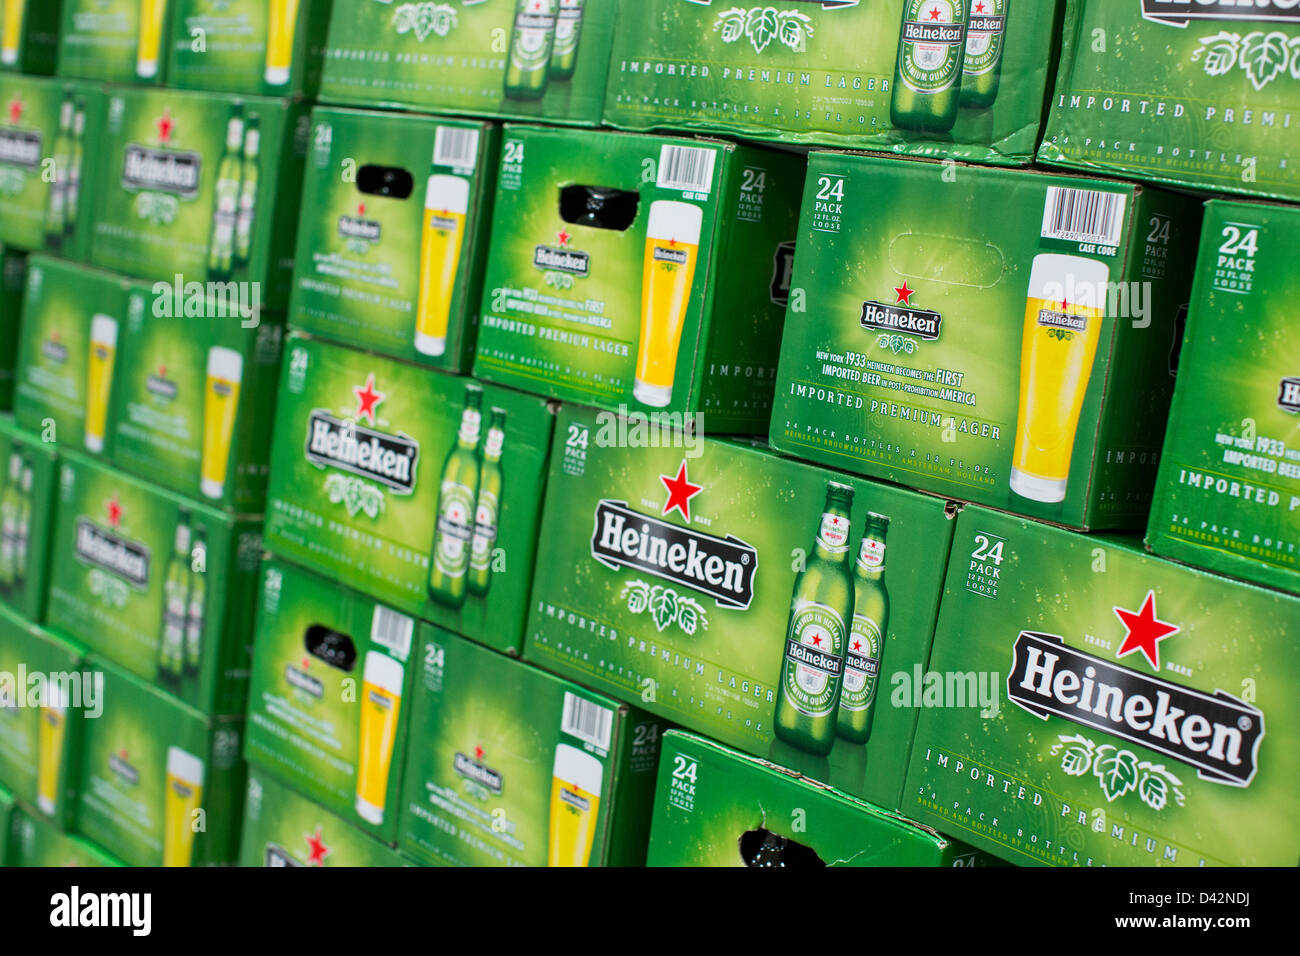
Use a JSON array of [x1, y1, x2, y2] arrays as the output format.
[[156, 509, 209, 686], [504, 0, 588, 101], [891, 0, 1009, 135], [774, 482, 891, 757], [42, 91, 87, 251], [429, 385, 507, 609], [83, 322, 245, 501], [207, 103, 262, 282], [0, 447, 35, 594]]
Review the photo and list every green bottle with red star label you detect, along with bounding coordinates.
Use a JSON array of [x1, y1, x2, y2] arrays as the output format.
[[837, 512, 890, 744], [428, 383, 482, 610]]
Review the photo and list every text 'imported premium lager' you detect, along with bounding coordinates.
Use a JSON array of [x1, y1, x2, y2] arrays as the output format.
[[320, 0, 616, 125], [525, 405, 958, 812], [57, 0, 175, 84], [265, 333, 554, 653], [605, 0, 1062, 165], [243, 557, 423, 841], [771, 153, 1203, 530], [290, 108, 497, 371], [399, 627, 665, 867], [74, 655, 244, 867], [1041, 0, 1300, 202], [1147, 199, 1300, 595], [475, 126, 804, 431], [908, 505, 1300, 867]]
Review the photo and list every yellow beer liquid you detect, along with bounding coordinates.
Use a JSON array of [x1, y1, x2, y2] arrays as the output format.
[[201, 375, 241, 494], [636, 240, 699, 392], [1013, 296, 1104, 485], [85, 341, 116, 448], [36, 706, 66, 812], [265, 0, 300, 80], [136, 0, 168, 72], [355, 683, 400, 816], [415, 209, 466, 347], [2, 0, 26, 62], [162, 774, 203, 867], [547, 779, 599, 867]]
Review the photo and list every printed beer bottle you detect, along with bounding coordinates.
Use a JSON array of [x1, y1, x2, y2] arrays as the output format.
[[836, 513, 890, 744], [158, 514, 192, 683], [13, 458, 31, 590], [207, 105, 245, 280], [429, 385, 483, 608], [42, 92, 74, 249], [550, 0, 585, 81], [890, 0, 970, 133], [0, 451, 21, 591], [960, 0, 1008, 109], [503, 0, 558, 100], [467, 408, 506, 597], [233, 115, 260, 273], [184, 528, 207, 674], [773, 481, 855, 756]]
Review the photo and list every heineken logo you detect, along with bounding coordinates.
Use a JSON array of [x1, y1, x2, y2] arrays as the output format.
[[0, 128, 41, 170], [534, 245, 590, 276], [592, 501, 757, 609], [339, 215, 381, 242], [40, 338, 69, 364], [121, 144, 202, 198], [108, 751, 140, 787], [454, 751, 504, 794], [74, 518, 151, 590], [1036, 308, 1088, 333], [1008, 632, 1264, 786], [860, 300, 942, 340], [284, 663, 324, 699], [559, 787, 591, 813], [1278, 377, 1300, 413], [264, 844, 303, 867], [784, 638, 843, 677], [968, 14, 1005, 32], [1141, 0, 1300, 26], [770, 240, 795, 307], [305, 411, 420, 494], [653, 246, 689, 265], [902, 20, 965, 44], [146, 370, 178, 400]]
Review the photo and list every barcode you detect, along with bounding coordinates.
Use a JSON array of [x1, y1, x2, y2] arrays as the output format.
[[657, 144, 716, 194], [1041, 186, 1126, 247], [561, 692, 613, 751], [369, 606, 414, 660], [434, 126, 480, 170]]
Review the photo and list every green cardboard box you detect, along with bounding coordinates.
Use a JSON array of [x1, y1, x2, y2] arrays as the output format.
[[1147, 199, 1300, 595], [0, 0, 62, 75], [0, 75, 105, 260], [74, 655, 244, 867], [244, 557, 424, 843], [239, 768, 409, 867], [0, 783, 10, 862], [265, 333, 554, 654], [89, 86, 309, 311], [1041, 0, 1300, 203], [13, 256, 131, 458], [0, 247, 28, 409], [525, 405, 958, 812], [290, 107, 498, 372], [0, 606, 87, 827], [474, 125, 804, 432], [907, 505, 1300, 867], [0, 416, 58, 621], [606, 0, 1063, 166], [167, 0, 333, 98], [110, 283, 285, 513], [57, 0, 175, 84], [319, 0, 616, 126], [399, 627, 665, 867], [46, 451, 263, 717], [648, 730, 995, 867], [771, 152, 1202, 530], [9, 806, 124, 866]]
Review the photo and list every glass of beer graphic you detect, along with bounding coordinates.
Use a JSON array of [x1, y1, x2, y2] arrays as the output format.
[[163, 746, 205, 867], [2, 0, 26, 65], [200, 347, 244, 500], [355, 651, 404, 825], [1010, 254, 1109, 503], [634, 200, 703, 408], [36, 684, 68, 816], [413, 174, 470, 358], [265, 0, 300, 86], [548, 744, 602, 867], [84, 314, 118, 453], [136, 0, 170, 79]]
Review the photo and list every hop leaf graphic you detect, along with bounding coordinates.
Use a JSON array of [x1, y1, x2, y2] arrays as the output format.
[[324, 474, 385, 519], [715, 8, 747, 43], [1051, 734, 1096, 777], [1289, 35, 1300, 80], [621, 580, 651, 615], [392, 3, 458, 42], [1093, 744, 1140, 803], [0, 167, 24, 195], [777, 11, 812, 52], [1137, 763, 1185, 812], [650, 586, 679, 632], [1239, 31, 1291, 91], [677, 599, 708, 635], [1193, 31, 1241, 77], [746, 7, 780, 54]]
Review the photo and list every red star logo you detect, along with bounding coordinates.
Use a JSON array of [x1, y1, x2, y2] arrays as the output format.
[[357, 203, 366, 216], [301, 657, 310, 670], [1114, 591, 1180, 671], [304, 826, 331, 866], [975, 2, 986, 13], [929, 6, 943, 20], [157, 364, 166, 377], [353, 373, 385, 424], [106, 495, 123, 528], [6, 98, 21, 126], [660, 461, 703, 522], [810, 631, 823, 648], [119, 749, 128, 760], [157, 110, 174, 144], [895, 281, 915, 306], [474, 745, 484, 760], [557, 229, 571, 246], [852, 639, 862, 652]]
